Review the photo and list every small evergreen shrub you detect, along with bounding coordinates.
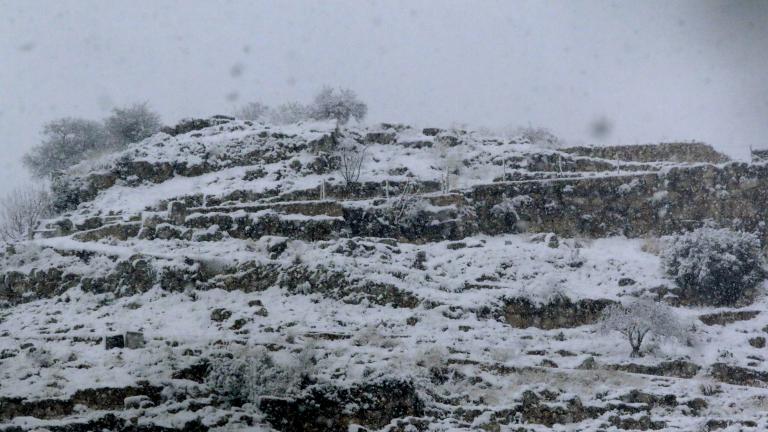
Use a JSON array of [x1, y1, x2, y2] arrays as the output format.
[[662, 227, 764, 306]]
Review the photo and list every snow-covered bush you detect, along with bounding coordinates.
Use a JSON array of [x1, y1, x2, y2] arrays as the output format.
[[206, 343, 316, 404], [662, 227, 764, 306], [598, 298, 686, 358], [104, 102, 162, 147], [23, 118, 107, 178], [0, 187, 54, 243], [309, 86, 367, 125], [26, 346, 55, 368], [235, 101, 269, 121], [513, 126, 562, 149], [353, 323, 400, 349]]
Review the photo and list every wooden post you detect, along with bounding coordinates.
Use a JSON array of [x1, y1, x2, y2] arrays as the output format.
[[502, 158, 507, 181]]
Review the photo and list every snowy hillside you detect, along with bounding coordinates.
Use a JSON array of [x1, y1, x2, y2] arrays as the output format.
[[2, 116, 768, 432]]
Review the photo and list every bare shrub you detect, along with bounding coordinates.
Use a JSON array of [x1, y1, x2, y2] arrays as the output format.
[[268, 102, 311, 124], [387, 181, 428, 228], [26, 346, 55, 368], [700, 383, 722, 396], [335, 140, 369, 188], [206, 343, 316, 404], [235, 101, 270, 121], [353, 323, 400, 349], [0, 187, 54, 243], [641, 235, 663, 255]]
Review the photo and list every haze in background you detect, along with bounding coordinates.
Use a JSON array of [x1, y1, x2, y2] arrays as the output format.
[[1, 0, 767, 196]]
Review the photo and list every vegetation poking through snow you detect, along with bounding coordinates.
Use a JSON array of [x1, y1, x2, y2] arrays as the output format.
[[267, 102, 311, 125], [206, 343, 317, 404], [234, 101, 270, 121]]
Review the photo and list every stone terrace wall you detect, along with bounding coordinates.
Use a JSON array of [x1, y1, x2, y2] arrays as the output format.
[[472, 162, 768, 242], [560, 142, 730, 164]]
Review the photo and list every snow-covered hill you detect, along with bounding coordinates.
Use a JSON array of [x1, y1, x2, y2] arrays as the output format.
[[2, 117, 767, 431]]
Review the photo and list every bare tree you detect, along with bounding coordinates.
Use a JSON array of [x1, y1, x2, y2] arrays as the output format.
[[268, 102, 311, 124], [598, 299, 686, 358], [235, 101, 270, 121], [335, 140, 369, 188], [0, 187, 54, 243]]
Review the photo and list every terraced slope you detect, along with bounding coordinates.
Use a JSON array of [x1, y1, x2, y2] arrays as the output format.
[[2, 117, 768, 431]]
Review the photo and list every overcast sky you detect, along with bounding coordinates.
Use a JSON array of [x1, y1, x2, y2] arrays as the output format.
[[1, 0, 767, 196]]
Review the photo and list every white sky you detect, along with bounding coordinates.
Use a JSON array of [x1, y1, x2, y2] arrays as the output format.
[[1, 0, 767, 196]]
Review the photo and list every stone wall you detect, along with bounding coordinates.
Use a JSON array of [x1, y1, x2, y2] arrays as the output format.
[[561, 142, 729, 164], [9, 162, 768, 306], [471, 162, 768, 242]]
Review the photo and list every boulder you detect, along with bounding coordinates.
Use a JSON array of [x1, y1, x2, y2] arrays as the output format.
[[123, 395, 153, 409], [365, 131, 396, 144], [210, 308, 232, 322]]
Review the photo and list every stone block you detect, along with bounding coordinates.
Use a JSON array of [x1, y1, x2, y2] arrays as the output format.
[[105, 334, 124, 350], [125, 331, 145, 349]]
